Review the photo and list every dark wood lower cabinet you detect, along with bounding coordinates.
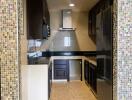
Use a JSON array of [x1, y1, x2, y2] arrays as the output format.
[[90, 63, 97, 93], [54, 60, 69, 81], [54, 68, 67, 79], [84, 60, 97, 93], [84, 61, 90, 84]]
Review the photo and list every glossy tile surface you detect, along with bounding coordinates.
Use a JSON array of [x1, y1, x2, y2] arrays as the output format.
[[50, 81, 97, 100]]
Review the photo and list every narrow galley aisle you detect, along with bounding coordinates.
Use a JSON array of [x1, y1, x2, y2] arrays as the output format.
[[50, 81, 97, 100]]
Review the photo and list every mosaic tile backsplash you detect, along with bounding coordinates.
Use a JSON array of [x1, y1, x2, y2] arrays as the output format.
[[0, 0, 19, 99]]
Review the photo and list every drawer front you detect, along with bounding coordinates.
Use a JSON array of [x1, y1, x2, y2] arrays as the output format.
[[54, 65, 67, 69], [54, 69, 67, 79], [54, 60, 67, 65]]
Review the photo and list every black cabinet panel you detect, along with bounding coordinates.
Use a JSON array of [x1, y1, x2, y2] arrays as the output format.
[[88, 8, 96, 36], [89, 0, 113, 99], [97, 58, 105, 78], [84, 61, 88, 80], [105, 58, 112, 81], [54, 69, 67, 79], [97, 6, 113, 98], [84, 60, 90, 84], [97, 56, 112, 100], [27, 0, 43, 39], [54, 60, 67, 65], [96, 12, 104, 51], [54, 60, 69, 81], [27, 0, 50, 39], [43, 0, 50, 25], [54, 65, 67, 69], [84, 60, 97, 93], [88, 0, 113, 37], [103, 7, 112, 51], [89, 63, 97, 93]]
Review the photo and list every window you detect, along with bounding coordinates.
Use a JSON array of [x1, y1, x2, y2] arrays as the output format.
[[64, 37, 71, 47]]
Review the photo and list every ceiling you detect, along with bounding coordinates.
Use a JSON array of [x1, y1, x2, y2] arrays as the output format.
[[47, 0, 99, 12]]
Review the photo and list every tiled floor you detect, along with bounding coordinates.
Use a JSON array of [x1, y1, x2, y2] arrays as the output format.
[[50, 81, 97, 100]]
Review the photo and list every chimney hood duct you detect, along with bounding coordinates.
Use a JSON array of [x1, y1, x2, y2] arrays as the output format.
[[59, 9, 76, 31]]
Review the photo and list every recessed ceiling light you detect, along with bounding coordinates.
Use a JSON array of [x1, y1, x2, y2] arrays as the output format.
[[69, 3, 75, 7]]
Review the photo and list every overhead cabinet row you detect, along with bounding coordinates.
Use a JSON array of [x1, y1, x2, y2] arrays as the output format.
[[27, 0, 50, 39], [88, 0, 113, 36]]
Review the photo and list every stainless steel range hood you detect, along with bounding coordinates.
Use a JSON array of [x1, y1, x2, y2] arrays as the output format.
[[59, 9, 76, 31]]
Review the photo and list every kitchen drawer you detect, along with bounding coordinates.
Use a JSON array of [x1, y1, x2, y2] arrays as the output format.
[[54, 69, 67, 79], [54, 60, 67, 65], [54, 65, 67, 69]]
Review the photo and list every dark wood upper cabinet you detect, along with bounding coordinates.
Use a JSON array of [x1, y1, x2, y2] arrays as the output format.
[[102, 6, 112, 51], [88, 0, 113, 36], [43, 0, 50, 25], [88, 7, 96, 36], [27, 0, 50, 39]]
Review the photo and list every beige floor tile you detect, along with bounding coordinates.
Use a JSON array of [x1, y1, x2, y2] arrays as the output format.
[[50, 81, 97, 100]]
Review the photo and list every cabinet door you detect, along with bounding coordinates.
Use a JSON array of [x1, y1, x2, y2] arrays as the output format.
[[84, 61, 89, 83], [102, 6, 112, 51], [88, 8, 96, 36], [93, 67, 97, 93], [43, 0, 50, 25], [54, 60, 69, 80], [27, 0, 43, 39], [96, 12, 104, 51], [84, 61, 88, 80], [89, 63, 97, 93], [54, 68, 67, 79]]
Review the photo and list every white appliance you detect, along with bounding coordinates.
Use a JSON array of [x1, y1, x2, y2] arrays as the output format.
[[21, 65, 48, 100]]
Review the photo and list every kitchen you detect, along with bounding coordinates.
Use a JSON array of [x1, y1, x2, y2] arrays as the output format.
[[21, 0, 113, 100]]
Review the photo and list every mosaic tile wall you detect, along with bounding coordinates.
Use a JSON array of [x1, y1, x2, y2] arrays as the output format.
[[117, 0, 132, 99], [0, 0, 20, 99]]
